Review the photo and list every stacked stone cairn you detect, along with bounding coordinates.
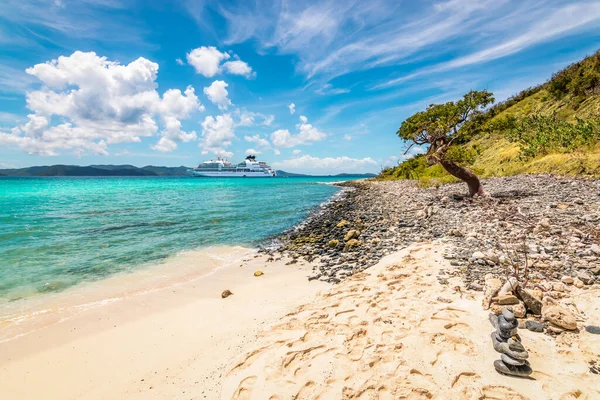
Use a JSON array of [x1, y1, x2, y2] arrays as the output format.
[[490, 308, 532, 377]]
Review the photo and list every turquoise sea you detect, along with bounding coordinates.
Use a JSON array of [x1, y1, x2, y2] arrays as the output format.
[[0, 176, 354, 302]]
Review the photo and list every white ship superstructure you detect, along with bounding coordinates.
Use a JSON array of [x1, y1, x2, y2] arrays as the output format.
[[190, 155, 276, 177]]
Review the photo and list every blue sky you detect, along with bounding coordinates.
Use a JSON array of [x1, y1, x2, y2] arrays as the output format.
[[0, 0, 599, 174]]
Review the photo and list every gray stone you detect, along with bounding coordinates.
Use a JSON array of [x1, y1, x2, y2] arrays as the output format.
[[498, 328, 518, 339], [491, 332, 529, 359], [502, 308, 515, 322], [591, 244, 600, 256], [525, 320, 545, 333], [501, 353, 529, 366], [577, 271, 594, 285], [498, 315, 518, 332], [516, 286, 543, 315], [507, 338, 525, 352], [585, 325, 600, 334], [494, 359, 533, 377]]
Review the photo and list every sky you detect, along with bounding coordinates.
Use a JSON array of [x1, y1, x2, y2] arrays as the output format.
[[0, 0, 599, 174]]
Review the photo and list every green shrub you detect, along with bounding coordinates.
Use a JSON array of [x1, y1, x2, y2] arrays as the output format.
[[503, 115, 600, 158]]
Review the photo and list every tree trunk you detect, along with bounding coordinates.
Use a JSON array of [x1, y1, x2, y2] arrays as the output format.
[[439, 160, 487, 197]]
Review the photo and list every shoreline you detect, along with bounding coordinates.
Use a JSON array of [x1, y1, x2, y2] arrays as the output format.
[[0, 178, 352, 341], [0, 247, 328, 399], [2, 175, 600, 399]]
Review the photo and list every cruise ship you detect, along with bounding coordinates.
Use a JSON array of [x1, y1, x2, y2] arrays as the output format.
[[189, 155, 276, 177]]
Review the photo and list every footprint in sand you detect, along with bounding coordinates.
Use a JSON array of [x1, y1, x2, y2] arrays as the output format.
[[231, 375, 257, 400]]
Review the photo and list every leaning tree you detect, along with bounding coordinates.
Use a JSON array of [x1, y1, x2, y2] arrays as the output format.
[[397, 90, 495, 197]]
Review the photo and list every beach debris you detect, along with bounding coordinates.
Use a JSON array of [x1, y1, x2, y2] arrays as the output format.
[[491, 307, 533, 377], [221, 289, 233, 298], [254, 270, 264, 277]]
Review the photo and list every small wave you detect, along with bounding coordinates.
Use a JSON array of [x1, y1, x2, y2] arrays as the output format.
[[88, 221, 179, 233]]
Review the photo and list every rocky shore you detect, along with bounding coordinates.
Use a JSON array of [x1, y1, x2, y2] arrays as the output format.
[[266, 175, 600, 287]]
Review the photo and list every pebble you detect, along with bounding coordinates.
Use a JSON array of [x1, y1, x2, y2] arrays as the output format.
[[494, 360, 533, 377], [525, 320, 545, 332], [561, 276, 574, 284], [267, 176, 600, 292], [493, 295, 519, 305], [585, 325, 600, 334], [502, 308, 515, 322], [501, 353, 528, 366], [498, 315, 518, 331]]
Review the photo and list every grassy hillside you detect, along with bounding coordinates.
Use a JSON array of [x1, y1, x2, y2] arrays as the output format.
[[379, 50, 600, 183]]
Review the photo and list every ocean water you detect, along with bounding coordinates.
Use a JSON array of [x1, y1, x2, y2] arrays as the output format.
[[0, 176, 353, 302]]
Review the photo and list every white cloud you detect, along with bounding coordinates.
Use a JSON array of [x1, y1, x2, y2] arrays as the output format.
[[316, 83, 350, 96], [203, 80, 232, 110], [292, 149, 302, 155], [274, 149, 281, 155], [244, 134, 270, 148], [236, 110, 274, 127], [176, 58, 185, 66], [209, 0, 600, 89], [200, 113, 235, 157], [383, 155, 399, 168], [185, 46, 254, 79], [270, 115, 326, 148], [0, 51, 202, 156], [273, 154, 377, 174], [245, 148, 261, 155], [152, 137, 178, 152], [343, 134, 352, 141], [186, 46, 230, 77], [288, 103, 296, 115], [223, 60, 254, 78]]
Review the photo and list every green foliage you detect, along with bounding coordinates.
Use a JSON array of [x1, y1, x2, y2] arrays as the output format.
[[503, 115, 600, 158], [548, 51, 600, 102], [397, 90, 495, 146], [379, 155, 428, 180], [381, 49, 600, 182]]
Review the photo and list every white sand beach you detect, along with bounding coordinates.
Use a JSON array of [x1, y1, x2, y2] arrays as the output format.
[[1, 242, 599, 399]]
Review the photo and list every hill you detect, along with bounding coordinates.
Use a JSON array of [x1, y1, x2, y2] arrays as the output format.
[[275, 170, 310, 177], [0, 165, 188, 176], [275, 170, 376, 177], [35, 165, 157, 176], [379, 49, 600, 182], [0, 166, 375, 177]]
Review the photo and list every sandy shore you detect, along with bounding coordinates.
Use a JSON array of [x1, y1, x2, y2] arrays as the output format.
[[0, 247, 327, 399], [2, 241, 598, 399], [223, 242, 600, 400]]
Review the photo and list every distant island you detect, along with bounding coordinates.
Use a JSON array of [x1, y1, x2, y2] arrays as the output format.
[[0, 164, 376, 178]]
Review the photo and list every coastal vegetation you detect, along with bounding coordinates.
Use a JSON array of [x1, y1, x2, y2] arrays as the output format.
[[396, 89, 494, 196], [380, 49, 600, 184]]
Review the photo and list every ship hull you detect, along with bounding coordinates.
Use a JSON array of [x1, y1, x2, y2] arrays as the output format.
[[189, 170, 276, 177]]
